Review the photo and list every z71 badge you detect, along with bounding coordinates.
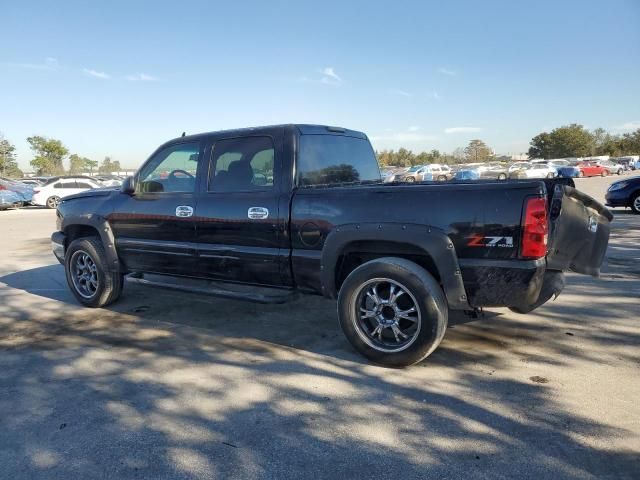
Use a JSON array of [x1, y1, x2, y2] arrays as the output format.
[[467, 234, 514, 248]]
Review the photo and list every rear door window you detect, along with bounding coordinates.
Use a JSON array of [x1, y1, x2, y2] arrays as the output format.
[[208, 136, 275, 192], [297, 134, 381, 186]]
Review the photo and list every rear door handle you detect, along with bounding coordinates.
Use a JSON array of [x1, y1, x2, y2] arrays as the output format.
[[175, 205, 194, 218]]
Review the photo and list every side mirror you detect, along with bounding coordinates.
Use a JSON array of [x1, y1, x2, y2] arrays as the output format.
[[121, 176, 136, 195]]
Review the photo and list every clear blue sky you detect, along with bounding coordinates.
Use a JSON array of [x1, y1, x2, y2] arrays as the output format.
[[1, 0, 639, 170]]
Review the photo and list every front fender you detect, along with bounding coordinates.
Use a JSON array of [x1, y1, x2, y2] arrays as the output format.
[[60, 213, 121, 272], [320, 223, 470, 310]]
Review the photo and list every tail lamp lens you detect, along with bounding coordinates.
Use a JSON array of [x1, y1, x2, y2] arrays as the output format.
[[521, 197, 548, 258]]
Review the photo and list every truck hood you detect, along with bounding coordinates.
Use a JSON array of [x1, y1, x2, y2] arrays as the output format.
[[62, 187, 118, 203]]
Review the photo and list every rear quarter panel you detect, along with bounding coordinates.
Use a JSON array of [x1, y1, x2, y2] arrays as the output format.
[[290, 181, 546, 291]]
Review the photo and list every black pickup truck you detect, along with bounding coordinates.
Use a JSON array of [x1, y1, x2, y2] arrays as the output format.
[[51, 125, 612, 366]]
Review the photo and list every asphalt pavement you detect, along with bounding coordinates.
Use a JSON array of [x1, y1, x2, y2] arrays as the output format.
[[0, 174, 638, 479]]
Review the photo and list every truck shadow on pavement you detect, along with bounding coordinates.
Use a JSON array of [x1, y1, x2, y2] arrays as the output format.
[[0, 216, 639, 478]]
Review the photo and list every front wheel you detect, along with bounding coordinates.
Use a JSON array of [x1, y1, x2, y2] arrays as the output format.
[[405, 177, 415, 183], [577, 171, 584, 178], [337, 257, 448, 367], [631, 193, 640, 214], [65, 237, 124, 307], [546, 172, 555, 178], [498, 173, 507, 181], [602, 170, 609, 177]]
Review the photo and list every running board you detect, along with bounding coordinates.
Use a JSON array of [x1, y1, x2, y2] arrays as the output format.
[[126, 273, 297, 304]]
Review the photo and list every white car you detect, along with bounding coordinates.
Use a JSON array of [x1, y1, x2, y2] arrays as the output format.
[[32, 177, 103, 208], [508, 161, 531, 173], [515, 163, 557, 179]]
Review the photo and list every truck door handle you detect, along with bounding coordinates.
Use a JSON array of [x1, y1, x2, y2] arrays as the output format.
[[175, 205, 194, 218]]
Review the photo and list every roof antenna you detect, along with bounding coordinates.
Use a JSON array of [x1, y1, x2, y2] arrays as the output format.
[[181, 131, 186, 137]]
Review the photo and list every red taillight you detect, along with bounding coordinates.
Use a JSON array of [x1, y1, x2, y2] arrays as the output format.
[[521, 197, 548, 258]]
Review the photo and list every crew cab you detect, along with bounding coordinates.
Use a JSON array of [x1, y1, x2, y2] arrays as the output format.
[[51, 125, 612, 366]]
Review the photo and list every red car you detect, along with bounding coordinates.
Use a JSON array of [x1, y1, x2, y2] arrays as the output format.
[[576, 161, 611, 177]]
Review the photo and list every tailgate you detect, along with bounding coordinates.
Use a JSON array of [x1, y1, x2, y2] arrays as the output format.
[[546, 185, 613, 276]]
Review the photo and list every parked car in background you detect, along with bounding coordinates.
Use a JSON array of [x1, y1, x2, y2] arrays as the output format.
[[454, 167, 481, 180], [394, 164, 453, 183], [32, 176, 103, 208], [545, 159, 571, 175], [478, 162, 509, 180], [557, 162, 581, 178], [510, 163, 557, 179], [429, 164, 453, 181], [394, 165, 426, 182], [605, 176, 640, 213], [95, 175, 124, 187], [381, 167, 408, 183], [508, 161, 531, 173], [19, 178, 45, 186], [0, 190, 23, 210], [575, 161, 611, 178], [0, 177, 34, 204], [598, 160, 624, 175]]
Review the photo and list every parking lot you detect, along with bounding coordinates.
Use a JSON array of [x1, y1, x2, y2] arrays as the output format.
[[1, 175, 639, 479]]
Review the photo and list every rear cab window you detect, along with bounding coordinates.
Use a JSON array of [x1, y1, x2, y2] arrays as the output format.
[[296, 134, 381, 187]]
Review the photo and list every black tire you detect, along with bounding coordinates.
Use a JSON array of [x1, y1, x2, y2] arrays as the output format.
[[546, 172, 554, 178], [405, 177, 415, 183], [437, 175, 446, 182], [65, 237, 123, 307], [498, 173, 507, 181], [631, 193, 640, 214], [337, 257, 448, 367], [46, 196, 60, 209]]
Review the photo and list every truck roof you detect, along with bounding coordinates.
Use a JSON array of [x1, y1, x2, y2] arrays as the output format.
[[166, 124, 368, 145]]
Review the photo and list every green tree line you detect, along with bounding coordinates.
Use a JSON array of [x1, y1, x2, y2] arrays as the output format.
[[0, 133, 122, 177], [528, 124, 640, 159]]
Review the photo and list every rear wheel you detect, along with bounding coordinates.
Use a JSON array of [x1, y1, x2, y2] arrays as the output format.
[[631, 193, 640, 214], [577, 171, 584, 178], [405, 177, 415, 183], [437, 175, 447, 181], [46, 196, 61, 209], [337, 257, 448, 367], [498, 173, 507, 181], [602, 169, 609, 177], [546, 172, 554, 178], [65, 237, 123, 307]]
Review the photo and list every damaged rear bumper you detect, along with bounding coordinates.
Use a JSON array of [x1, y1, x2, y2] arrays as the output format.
[[458, 258, 564, 311]]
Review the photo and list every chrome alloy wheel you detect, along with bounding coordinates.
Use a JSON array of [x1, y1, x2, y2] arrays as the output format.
[[70, 250, 99, 298], [47, 196, 60, 208], [634, 196, 640, 212], [351, 278, 421, 352]]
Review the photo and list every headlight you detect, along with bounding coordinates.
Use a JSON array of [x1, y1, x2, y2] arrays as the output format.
[[608, 182, 628, 192]]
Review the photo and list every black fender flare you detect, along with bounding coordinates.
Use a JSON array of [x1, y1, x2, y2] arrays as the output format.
[[320, 223, 470, 310], [61, 214, 121, 272]]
